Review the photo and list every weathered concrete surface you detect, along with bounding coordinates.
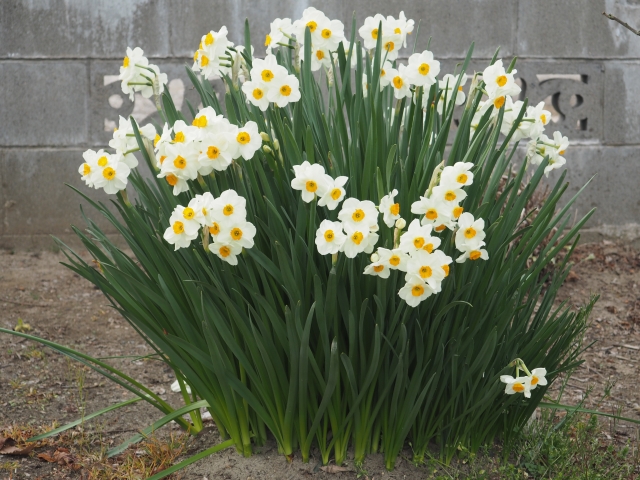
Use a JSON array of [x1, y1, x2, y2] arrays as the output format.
[[0, 1, 639, 248], [0, 0, 171, 59], [604, 62, 640, 145], [518, 0, 640, 58], [0, 61, 88, 146]]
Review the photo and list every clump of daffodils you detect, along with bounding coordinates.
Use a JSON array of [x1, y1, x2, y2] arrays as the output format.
[[500, 358, 548, 398], [79, 8, 571, 308]]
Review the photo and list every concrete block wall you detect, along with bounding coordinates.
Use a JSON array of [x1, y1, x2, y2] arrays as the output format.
[[1, 0, 640, 249]]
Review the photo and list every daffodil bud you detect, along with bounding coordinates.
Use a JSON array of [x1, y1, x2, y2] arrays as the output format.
[[260, 132, 270, 142], [273, 139, 280, 151], [370, 252, 380, 263], [395, 218, 406, 230], [262, 145, 273, 154]]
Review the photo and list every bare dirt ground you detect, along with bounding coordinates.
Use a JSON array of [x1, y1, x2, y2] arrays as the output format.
[[0, 241, 639, 479]]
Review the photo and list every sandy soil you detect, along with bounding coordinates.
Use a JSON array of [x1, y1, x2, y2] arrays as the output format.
[[0, 241, 638, 479]]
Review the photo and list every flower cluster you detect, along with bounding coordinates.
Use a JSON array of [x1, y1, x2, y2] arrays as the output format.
[[119, 47, 167, 101], [191, 27, 234, 80], [163, 190, 256, 265], [78, 149, 131, 195], [468, 60, 569, 176], [154, 109, 262, 195], [500, 359, 548, 398], [293, 159, 487, 308], [242, 55, 301, 110]]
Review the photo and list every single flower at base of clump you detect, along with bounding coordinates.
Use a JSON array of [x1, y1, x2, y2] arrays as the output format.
[[500, 375, 532, 398]]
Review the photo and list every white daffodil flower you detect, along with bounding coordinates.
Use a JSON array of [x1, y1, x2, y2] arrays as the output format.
[[91, 153, 131, 195], [377, 247, 410, 272], [431, 184, 468, 205], [530, 368, 548, 390], [242, 79, 270, 111], [154, 123, 173, 166], [210, 190, 247, 224], [386, 11, 414, 48], [341, 223, 378, 259], [188, 193, 217, 226], [265, 18, 294, 54], [209, 240, 242, 265], [552, 131, 570, 156], [406, 50, 440, 89], [524, 101, 552, 140], [198, 131, 236, 174], [314, 18, 345, 51], [455, 247, 489, 264], [292, 7, 331, 46], [500, 375, 532, 398], [386, 65, 412, 99], [267, 74, 301, 107], [233, 121, 262, 160], [317, 175, 348, 210], [436, 74, 468, 113], [217, 220, 257, 250], [358, 14, 387, 50], [399, 219, 441, 254], [455, 213, 486, 251], [399, 274, 435, 307], [159, 142, 200, 182], [338, 198, 379, 230], [406, 250, 446, 291], [482, 59, 521, 99], [315, 220, 346, 255], [364, 259, 391, 279], [161, 173, 189, 195], [250, 54, 288, 85], [379, 189, 401, 228], [311, 47, 332, 71], [291, 161, 330, 203], [191, 106, 224, 131], [440, 162, 474, 189], [164, 206, 201, 250], [411, 196, 453, 228]]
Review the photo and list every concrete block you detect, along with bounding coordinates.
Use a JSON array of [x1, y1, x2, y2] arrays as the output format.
[[544, 146, 640, 227], [0, 61, 88, 146], [89, 60, 206, 146], [517, 0, 640, 58], [0, 0, 170, 59], [604, 62, 640, 145], [0, 148, 118, 236]]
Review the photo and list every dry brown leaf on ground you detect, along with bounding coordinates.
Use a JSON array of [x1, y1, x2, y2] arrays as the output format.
[[0, 437, 35, 455], [320, 465, 352, 473], [38, 447, 81, 470]]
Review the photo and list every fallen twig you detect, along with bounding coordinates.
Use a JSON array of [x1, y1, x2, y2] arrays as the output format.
[[0, 296, 50, 308], [613, 343, 640, 351], [603, 11, 640, 36]]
